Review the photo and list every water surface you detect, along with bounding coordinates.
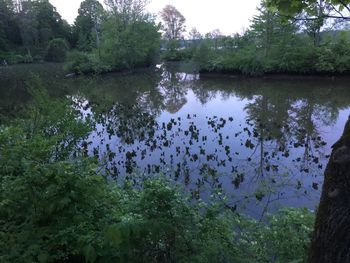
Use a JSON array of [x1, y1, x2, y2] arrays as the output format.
[[1, 63, 349, 217]]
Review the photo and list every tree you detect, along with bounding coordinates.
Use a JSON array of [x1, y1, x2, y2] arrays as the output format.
[[100, 16, 160, 70], [100, 0, 160, 70], [74, 0, 105, 52], [309, 118, 350, 263], [209, 29, 224, 49], [45, 38, 68, 62], [188, 27, 202, 40], [15, 0, 71, 52], [188, 27, 202, 48], [0, 0, 21, 49], [104, 0, 149, 25], [250, 2, 299, 57], [265, 0, 350, 21], [160, 5, 186, 40]]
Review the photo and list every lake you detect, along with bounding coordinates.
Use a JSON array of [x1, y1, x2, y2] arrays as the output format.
[[1, 62, 349, 218]]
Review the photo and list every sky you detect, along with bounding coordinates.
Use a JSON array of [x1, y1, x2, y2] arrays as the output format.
[[50, 0, 261, 36]]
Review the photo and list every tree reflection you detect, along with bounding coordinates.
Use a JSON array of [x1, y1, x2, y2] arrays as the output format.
[[291, 96, 337, 174], [244, 92, 292, 177], [68, 65, 350, 215], [158, 65, 192, 113]]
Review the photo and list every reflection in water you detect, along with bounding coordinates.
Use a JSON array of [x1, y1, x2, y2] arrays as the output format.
[[69, 64, 350, 217], [2, 63, 350, 217]]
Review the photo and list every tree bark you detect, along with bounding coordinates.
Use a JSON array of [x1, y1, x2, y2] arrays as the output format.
[[309, 116, 350, 263]]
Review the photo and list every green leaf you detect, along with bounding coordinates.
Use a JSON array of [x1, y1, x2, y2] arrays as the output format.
[[84, 245, 97, 263], [105, 225, 122, 247], [287, 259, 303, 263], [38, 253, 49, 263]]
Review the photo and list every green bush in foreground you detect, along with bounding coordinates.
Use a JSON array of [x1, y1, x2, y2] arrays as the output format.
[[0, 79, 315, 263]]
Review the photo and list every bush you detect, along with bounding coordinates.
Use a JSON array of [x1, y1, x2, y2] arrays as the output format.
[[45, 38, 69, 62], [23, 53, 33, 63], [14, 54, 24, 63], [161, 48, 194, 62], [0, 53, 33, 64], [315, 47, 335, 73], [278, 46, 316, 74], [64, 51, 111, 75], [192, 43, 215, 71], [243, 208, 315, 263], [33, 54, 44, 63]]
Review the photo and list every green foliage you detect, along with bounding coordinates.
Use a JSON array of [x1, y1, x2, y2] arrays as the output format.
[[192, 45, 266, 76], [186, 3, 350, 76], [161, 46, 194, 62], [100, 17, 161, 71], [192, 42, 214, 71], [265, 0, 350, 19], [67, 0, 161, 75], [45, 38, 69, 62], [64, 51, 111, 74], [241, 208, 315, 263], [0, 0, 72, 58], [73, 0, 105, 52], [0, 53, 33, 64]]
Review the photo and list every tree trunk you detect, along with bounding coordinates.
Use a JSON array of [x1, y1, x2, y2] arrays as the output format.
[[309, 116, 350, 263]]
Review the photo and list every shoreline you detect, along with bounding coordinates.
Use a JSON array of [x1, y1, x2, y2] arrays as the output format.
[[3, 61, 350, 81]]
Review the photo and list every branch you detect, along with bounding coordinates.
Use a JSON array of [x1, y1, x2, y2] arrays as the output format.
[[337, 0, 350, 13], [329, 3, 348, 19], [278, 12, 350, 21]]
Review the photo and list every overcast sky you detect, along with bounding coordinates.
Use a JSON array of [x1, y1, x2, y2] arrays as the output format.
[[50, 0, 261, 36]]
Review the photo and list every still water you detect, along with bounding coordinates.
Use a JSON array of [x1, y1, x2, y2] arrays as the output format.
[[1, 62, 349, 217]]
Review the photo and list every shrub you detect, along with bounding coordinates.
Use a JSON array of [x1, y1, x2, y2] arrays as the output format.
[[231, 47, 265, 76], [64, 51, 111, 75], [1, 53, 33, 64], [45, 38, 69, 62], [192, 43, 214, 71], [33, 55, 44, 63], [243, 208, 315, 263], [315, 47, 335, 73], [23, 53, 33, 63]]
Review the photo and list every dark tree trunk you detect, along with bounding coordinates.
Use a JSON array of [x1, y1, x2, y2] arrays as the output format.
[[309, 117, 350, 263]]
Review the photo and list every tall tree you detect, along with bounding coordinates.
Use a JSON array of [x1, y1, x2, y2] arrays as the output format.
[[15, 0, 71, 51], [208, 29, 223, 49], [188, 27, 202, 48], [74, 0, 105, 51], [0, 0, 21, 49], [160, 5, 186, 40], [309, 118, 350, 263], [188, 27, 201, 40], [104, 0, 149, 25], [250, 2, 298, 57], [100, 0, 160, 69]]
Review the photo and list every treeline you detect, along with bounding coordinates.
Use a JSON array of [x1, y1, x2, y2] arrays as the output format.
[[0, 0, 71, 63], [163, 2, 350, 76], [2, 0, 350, 75], [0, 0, 160, 73]]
